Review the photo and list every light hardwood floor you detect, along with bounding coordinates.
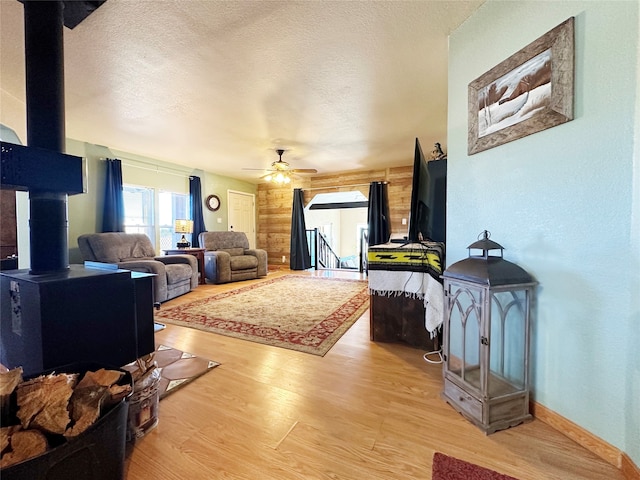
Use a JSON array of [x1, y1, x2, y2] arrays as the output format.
[[125, 269, 623, 480]]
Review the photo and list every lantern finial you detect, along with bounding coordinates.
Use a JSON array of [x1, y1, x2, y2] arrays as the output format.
[[467, 230, 504, 259]]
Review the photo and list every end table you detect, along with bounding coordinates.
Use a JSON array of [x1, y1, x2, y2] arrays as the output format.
[[163, 248, 206, 285]]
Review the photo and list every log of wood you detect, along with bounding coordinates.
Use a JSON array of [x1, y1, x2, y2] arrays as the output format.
[[107, 384, 132, 404], [0, 425, 21, 456], [64, 386, 108, 438], [76, 368, 123, 389], [0, 365, 23, 396], [78, 368, 132, 408], [0, 366, 23, 426], [65, 368, 131, 437], [0, 429, 48, 469], [16, 373, 77, 434]]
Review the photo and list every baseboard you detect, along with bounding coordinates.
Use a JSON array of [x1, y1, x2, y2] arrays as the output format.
[[622, 453, 640, 480], [268, 264, 289, 271], [531, 401, 639, 479]]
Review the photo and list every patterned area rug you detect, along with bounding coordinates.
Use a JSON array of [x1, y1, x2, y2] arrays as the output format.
[[432, 453, 519, 480], [155, 275, 370, 356]]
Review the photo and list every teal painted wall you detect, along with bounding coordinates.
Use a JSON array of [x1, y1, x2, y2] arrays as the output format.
[[448, 0, 639, 464]]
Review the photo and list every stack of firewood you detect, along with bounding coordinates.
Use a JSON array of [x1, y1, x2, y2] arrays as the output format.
[[0, 364, 131, 469]]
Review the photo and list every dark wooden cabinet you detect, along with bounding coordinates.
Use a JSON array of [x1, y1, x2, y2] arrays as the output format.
[[369, 293, 439, 351]]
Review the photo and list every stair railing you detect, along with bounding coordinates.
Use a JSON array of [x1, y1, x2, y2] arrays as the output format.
[[316, 231, 340, 269]]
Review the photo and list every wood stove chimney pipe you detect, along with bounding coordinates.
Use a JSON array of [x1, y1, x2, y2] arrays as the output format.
[[23, 1, 68, 274]]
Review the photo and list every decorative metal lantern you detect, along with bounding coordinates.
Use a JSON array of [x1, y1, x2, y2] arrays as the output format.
[[441, 231, 537, 434]]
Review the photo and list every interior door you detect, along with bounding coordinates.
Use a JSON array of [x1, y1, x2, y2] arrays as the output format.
[[227, 190, 256, 248]]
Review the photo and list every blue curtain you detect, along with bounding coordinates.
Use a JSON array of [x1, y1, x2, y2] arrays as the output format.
[[190, 176, 207, 247], [367, 181, 390, 246], [290, 188, 311, 270], [101, 158, 125, 232]]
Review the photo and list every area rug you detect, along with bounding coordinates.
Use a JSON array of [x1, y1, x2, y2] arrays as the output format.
[[432, 453, 519, 480], [155, 275, 370, 356]]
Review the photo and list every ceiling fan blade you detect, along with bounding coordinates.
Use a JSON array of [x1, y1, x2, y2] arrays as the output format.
[[291, 168, 318, 174], [242, 167, 275, 171]]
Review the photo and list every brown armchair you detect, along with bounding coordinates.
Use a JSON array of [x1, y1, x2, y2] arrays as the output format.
[[199, 231, 267, 284], [77, 232, 198, 302]]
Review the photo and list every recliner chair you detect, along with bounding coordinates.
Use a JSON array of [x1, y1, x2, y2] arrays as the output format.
[[199, 231, 267, 284], [77, 232, 198, 303]]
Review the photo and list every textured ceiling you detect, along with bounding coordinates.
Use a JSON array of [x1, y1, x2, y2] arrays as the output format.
[[0, 0, 483, 183]]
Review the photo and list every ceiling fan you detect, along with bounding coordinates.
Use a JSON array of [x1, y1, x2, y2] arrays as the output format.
[[243, 149, 317, 183]]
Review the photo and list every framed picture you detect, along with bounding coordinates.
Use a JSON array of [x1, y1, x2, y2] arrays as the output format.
[[468, 17, 574, 155]]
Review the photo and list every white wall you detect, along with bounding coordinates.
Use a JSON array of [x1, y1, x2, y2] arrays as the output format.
[[448, 0, 639, 463], [305, 208, 341, 251], [305, 207, 368, 259], [339, 207, 367, 258]]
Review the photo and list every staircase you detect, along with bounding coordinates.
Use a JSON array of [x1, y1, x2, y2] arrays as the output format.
[[306, 228, 367, 272]]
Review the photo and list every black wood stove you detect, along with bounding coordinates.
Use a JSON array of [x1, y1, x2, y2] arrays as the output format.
[[0, 0, 154, 377]]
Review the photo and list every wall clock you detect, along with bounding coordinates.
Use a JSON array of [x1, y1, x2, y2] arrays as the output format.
[[205, 194, 221, 212]]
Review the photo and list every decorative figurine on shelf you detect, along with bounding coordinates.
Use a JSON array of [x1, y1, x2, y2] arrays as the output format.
[[432, 142, 447, 161]]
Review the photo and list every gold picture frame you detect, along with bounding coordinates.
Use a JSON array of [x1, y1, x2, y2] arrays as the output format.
[[468, 17, 574, 155]]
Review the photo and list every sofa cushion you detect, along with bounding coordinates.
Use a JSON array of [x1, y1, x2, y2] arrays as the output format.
[[199, 231, 250, 251], [121, 256, 155, 263], [165, 263, 194, 284], [230, 255, 258, 271], [220, 247, 244, 257], [78, 232, 156, 263]]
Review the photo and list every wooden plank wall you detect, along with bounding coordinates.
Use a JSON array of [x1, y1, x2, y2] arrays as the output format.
[[0, 190, 18, 258], [256, 166, 413, 266]]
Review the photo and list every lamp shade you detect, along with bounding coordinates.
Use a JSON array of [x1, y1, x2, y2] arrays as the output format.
[[174, 219, 193, 234], [265, 171, 292, 184]]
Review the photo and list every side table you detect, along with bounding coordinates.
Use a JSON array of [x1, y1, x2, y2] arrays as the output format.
[[163, 248, 206, 285]]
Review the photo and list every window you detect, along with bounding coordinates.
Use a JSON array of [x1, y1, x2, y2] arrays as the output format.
[[123, 185, 154, 243], [123, 184, 189, 251], [158, 190, 189, 251]]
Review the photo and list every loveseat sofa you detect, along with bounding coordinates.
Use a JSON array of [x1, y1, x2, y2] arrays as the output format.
[[199, 231, 267, 284], [78, 232, 198, 302]]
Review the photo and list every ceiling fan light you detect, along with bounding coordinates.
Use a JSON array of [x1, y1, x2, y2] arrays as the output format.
[[259, 150, 303, 184]]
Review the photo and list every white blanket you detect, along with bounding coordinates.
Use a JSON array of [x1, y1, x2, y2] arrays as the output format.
[[368, 269, 444, 337]]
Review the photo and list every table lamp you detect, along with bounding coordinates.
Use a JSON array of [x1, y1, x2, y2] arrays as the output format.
[[174, 219, 193, 248]]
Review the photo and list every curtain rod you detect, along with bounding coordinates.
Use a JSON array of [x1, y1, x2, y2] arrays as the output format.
[[106, 159, 192, 179], [301, 182, 387, 191]]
